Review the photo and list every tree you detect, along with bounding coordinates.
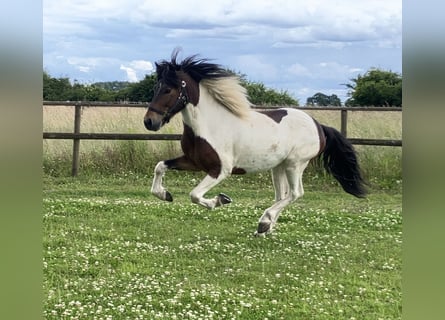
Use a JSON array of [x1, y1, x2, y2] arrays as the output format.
[[241, 80, 298, 106], [115, 74, 157, 102], [42, 70, 299, 105], [345, 69, 402, 107], [306, 92, 341, 106], [92, 81, 131, 92], [43, 72, 118, 101], [223, 69, 299, 106], [43, 71, 73, 101], [70, 82, 116, 101]]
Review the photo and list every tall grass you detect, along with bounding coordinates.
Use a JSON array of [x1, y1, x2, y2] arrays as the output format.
[[43, 106, 401, 190], [43, 106, 183, 176], [303, 109, 402, 190]]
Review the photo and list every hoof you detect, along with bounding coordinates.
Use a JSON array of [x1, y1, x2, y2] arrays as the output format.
[[165, 191, 173, 202], [255, 222, 271, 236], [253, 230, 266, 237], [218, 193, 232, 205], [152, 190, 173, 202]]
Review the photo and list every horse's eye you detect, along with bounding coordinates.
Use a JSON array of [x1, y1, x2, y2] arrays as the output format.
[[163, 88, 172, 94]]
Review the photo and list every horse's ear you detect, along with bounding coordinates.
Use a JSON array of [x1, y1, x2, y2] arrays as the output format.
[[171, 47, 182, 66], [155, 61, 164, 76]]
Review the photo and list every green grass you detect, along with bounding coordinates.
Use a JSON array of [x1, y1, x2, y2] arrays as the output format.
[[43, 172, 401, 319]]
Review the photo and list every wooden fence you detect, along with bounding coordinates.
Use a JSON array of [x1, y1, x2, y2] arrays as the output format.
[[43, 101, 402, 176]]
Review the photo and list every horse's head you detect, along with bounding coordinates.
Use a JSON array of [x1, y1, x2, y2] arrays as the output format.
[[143, 63, 185, 131], [144, 55, 200, 131]]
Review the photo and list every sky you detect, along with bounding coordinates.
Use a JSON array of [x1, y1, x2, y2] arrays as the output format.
[[43, 0, 402, 104]]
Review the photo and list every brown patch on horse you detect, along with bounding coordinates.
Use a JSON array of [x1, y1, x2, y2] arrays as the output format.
[[181, 124, 221, 178], [257, 109, 288, 123], [164, 155, 201, 172], [176, 71, 200, 106], [231, 167, 246, 175], [312, 118, 326, 156]]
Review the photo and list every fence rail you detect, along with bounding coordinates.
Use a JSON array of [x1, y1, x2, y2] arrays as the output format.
[[43, 101, 402, 176], [43, 132, 183, 140]]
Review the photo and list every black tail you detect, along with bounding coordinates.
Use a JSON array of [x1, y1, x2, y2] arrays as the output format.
[[320, 125, 367, 198]]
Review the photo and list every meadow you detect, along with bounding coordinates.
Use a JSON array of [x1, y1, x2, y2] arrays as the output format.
[[43, 172, 401, 319], [43, 105, 402, 319]]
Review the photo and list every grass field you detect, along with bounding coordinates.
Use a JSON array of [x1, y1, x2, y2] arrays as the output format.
[[43, 172, 402, 319], [43, 105, 402, 319]]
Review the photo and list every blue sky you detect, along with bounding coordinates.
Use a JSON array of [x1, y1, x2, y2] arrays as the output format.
[[43, 0, 401, 104]]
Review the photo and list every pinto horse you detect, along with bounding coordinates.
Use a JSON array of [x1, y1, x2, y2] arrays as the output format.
[[144, 51, 367, 236]]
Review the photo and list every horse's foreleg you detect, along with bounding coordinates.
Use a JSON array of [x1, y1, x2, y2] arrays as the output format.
[[151, 161, 173, 201], [190, 173, 231, 209], [255, 162, 307, 236], [151, 156, 199, 202]]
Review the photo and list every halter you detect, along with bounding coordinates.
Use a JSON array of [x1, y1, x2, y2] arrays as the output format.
[[149, 80, 189, 124]]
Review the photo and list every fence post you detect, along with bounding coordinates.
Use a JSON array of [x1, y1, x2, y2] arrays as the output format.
[[71, 104, 82, 177], [340, 109, 348, 137]]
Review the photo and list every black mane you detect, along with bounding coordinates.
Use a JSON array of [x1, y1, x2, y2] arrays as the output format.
[[155, 49, 230, 86]]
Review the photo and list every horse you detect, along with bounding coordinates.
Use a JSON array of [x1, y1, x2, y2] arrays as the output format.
[[144, 51, 367, 236]]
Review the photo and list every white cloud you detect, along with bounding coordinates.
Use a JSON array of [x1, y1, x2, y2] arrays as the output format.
[[120, 65, 138, 82], [65, 56, 120, 73], [349, 67, 364, 73], [78, 66, 90, 73], [288, 63, 312, 78], [235, 55, 279, 81], [45, 0, 400, 46], [296, 87, 313, 99], [284, 61, 363, 82], [120, 60, 154, 82], [316, 62, 363, 80], [67, 57, 99, 67], [136, 0, 400, 46], [43, 0, 401, 102], [44, 0, 138, 20], [43, 0, 402, 65], [129, 60, 153, 72]]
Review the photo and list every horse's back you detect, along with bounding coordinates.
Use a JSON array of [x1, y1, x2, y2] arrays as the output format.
[[272, 108, 321, 160], [252, 108, 319, 143], [230, 108, 321, 172]]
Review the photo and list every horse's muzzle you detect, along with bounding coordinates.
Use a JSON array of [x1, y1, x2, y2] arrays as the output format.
[[144, 117, 162, 131]]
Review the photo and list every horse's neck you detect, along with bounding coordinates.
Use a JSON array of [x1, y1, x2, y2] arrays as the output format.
[[181, 85, 237, 137]]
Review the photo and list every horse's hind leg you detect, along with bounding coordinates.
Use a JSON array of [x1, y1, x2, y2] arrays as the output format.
[[255, 161, 307, 236], [271, 163, 289, 201]]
